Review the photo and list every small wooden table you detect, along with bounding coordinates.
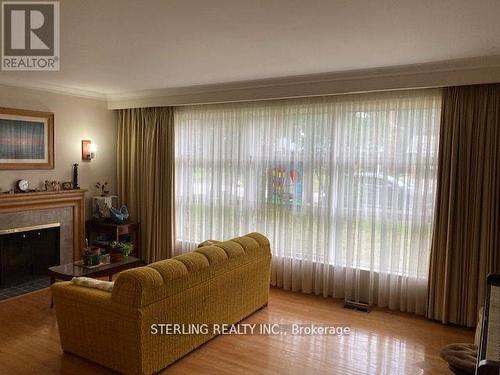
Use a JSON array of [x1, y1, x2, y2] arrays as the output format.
[[48, 256, 144, 307]]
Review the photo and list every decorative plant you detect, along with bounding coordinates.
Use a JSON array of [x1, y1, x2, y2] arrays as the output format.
[[110, 241, 134, 257], [95, 181, 110, 196], [82, 245, 100, 266]]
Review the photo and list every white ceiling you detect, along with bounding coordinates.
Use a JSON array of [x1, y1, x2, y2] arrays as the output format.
[[1, 0, 500, 98]]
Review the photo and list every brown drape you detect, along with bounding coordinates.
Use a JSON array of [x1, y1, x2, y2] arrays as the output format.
[[117, 107, 175, 263], [427, 84, 500, 327]]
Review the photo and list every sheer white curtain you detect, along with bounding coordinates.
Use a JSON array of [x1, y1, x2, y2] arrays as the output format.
[[175, 89, 441, 314]]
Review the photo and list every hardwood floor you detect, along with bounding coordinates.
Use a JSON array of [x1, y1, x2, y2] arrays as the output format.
[[0, 287, 472, 375]]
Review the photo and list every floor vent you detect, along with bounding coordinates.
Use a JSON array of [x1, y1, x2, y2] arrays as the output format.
[[344, 300, 371, 312]]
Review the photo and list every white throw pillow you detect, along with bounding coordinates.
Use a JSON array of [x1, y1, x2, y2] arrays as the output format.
[[71, 277, 114, 292]]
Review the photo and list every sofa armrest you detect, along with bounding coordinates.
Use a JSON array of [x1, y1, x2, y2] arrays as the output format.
[[51, 281, 144, 374], [51, 281, 136, 316]]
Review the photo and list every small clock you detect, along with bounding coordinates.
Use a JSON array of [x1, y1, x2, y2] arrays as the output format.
[[16, 179, 29, 192]]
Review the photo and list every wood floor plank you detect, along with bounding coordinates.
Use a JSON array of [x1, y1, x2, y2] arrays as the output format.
[[0, 287, 473, 374]]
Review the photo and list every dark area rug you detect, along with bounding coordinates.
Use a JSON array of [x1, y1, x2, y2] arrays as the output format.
[[0, 277, 50, 300]]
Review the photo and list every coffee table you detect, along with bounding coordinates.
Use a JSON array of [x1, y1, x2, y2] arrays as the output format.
[[48, 256, 144, 306]]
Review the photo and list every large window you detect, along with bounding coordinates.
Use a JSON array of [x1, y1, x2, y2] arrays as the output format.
[[175, 89, 441, 309]]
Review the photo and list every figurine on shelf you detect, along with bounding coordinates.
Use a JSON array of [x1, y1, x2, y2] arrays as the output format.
[[109, 206, 129, 224], [95, 181, 110, 196], [92, 200, 111, 222], [91, 195, 118, 222], [45, 180, 61, 191], [72, 163, 80, 189]]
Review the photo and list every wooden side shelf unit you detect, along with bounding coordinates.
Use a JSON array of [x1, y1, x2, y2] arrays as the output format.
[[85, 221, 140, 258]]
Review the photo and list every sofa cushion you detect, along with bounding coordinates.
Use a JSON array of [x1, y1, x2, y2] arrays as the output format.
[[214, 240, 246, 258], [111, 266, 164, 307], [197, 239, 221, 247], [195, 245, 228, 265], [231, 236, 262, 258], [149, 259, 189, 281], [174, 252, 210, 272]]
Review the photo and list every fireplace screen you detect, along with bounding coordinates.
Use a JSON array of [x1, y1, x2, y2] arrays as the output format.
[[0, 223, 60, 287]]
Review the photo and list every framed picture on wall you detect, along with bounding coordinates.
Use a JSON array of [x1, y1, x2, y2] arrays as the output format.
[[0, 107, 54, 170]]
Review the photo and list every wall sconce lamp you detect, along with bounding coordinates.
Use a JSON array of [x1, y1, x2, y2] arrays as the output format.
[[82, 140, 97, 161]]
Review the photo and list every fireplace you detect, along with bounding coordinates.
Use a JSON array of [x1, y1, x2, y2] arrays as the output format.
[[0, 190, 87, 263], [0, 223, 60, 287]]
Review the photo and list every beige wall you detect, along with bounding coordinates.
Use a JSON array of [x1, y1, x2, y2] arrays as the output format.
[[0, 85, 117, 211]]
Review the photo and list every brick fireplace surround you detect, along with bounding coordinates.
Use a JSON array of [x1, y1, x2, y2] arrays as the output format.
[[0, 190, 87, 263]]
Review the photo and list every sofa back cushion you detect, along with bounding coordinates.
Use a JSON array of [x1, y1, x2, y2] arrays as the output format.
[[111, 232, 270, 308]]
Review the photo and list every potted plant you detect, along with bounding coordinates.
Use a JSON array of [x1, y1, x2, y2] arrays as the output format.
[[109, 241, 134, 262], [82, 247, 101, 266]]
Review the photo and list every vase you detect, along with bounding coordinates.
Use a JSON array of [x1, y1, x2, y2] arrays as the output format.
[[83, 254, 100, 266]]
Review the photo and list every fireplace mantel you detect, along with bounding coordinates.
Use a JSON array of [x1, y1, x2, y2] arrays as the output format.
[[0, 189, 87, 260]]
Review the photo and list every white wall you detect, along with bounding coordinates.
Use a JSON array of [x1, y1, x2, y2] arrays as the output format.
[[0, 85, 117, 201]]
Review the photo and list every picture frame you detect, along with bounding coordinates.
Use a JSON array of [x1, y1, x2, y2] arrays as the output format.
[[0, 107, 54, 170]]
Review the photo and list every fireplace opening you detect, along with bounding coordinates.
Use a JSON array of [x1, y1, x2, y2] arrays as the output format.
[[0, 223, 60, 288]]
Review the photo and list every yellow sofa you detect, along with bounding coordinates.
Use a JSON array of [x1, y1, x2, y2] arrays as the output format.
[[51, 232, 271, 374]]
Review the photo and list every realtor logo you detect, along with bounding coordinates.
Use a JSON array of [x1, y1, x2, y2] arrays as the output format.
[[1, 1, 59, 70]]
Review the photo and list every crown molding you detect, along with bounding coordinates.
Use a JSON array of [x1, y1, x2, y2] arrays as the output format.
[[0, 78, 107, 101], [107, 55, 500, 109], [1, 56, 499, 108]]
